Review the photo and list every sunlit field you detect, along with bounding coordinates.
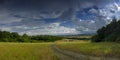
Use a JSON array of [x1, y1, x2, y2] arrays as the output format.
[[56, 42, 120, 58], [0, 38, 120, 60], [0, 43, 58, 60]]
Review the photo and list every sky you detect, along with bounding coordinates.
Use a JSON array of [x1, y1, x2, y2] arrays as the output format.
[[0, 0, 120, 35]]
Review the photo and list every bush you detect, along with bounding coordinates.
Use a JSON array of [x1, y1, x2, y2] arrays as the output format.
[[91, 35, 102, 42], [0, 31, 63, 42], [116, 37, 120, 43]]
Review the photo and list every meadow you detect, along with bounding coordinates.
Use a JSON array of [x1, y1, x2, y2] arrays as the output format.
[[0, 36, 120, 60], [0, 43, 58, 60], [56, 42, 120, 58]]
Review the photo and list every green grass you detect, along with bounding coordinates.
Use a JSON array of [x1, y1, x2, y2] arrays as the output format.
[[56, 42, 120, 58], [0, 43, 58, 60], [0, 41, 120, 60]]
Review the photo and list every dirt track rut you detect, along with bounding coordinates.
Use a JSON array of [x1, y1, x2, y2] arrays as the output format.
[[51, 44, 120, 60]]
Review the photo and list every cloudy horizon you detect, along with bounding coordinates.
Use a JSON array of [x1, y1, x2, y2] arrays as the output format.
[[0, 0, 120, 35]]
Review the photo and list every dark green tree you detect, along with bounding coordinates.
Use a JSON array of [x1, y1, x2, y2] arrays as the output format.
[[92, 19, 120, 42]]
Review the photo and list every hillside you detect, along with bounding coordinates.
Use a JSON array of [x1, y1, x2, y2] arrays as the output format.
[[92, 19, 120, 42]]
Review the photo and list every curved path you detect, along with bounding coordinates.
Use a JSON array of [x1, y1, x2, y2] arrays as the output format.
[[51, 44, 119, 60]]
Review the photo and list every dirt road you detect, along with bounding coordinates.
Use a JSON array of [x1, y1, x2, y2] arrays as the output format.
[[51, 44, 119, 60]]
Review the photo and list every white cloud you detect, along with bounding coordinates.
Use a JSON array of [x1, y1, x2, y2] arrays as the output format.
[[72, 3, 120, 34], [0, 8, 22, 24], [113, 3, 120, 11], [19, 22, 79, 35], [0, 26, 12, 31], [89, 8, 98, 14]]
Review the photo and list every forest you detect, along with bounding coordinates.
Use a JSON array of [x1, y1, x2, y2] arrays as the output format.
[[0, 31, 63, 42], [92, 19, 120, 42]]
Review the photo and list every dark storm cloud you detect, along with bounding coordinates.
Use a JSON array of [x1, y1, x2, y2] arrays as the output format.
[[0, 0, 116, 19], [3, 0, 72, 11], [1, 0, 115, 11], [0, 0, 5, 4]]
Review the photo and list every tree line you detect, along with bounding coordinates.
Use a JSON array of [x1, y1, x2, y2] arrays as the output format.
[[92, 19, 120, 42], [0, 31, 63, 42]]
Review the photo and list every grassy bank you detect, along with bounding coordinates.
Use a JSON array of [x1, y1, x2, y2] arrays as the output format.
[[0, 43, 58, 60], [56, 42, 120, 58]]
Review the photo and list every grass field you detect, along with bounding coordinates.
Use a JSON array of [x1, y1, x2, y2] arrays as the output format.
[[0, 43, 58, 60], [56, 42, 120, 58], [0, 39, 120, 60]]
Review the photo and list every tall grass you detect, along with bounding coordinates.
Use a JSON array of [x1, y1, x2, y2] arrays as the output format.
[[56, 42, 120, 58], [0, 43, 58, 60]]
